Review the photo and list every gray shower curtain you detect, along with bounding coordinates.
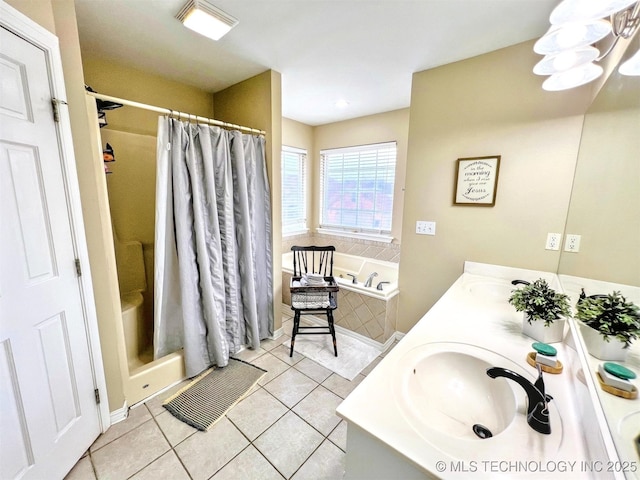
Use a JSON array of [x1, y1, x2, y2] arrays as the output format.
[[154, 117, 273, 377]]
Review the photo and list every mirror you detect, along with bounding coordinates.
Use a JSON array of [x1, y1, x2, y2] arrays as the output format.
[[558, 33, 640, 470]]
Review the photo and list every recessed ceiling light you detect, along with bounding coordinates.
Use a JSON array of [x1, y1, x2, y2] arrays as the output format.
[[176, 0, 238, 41], [335, 99, 350, 108]]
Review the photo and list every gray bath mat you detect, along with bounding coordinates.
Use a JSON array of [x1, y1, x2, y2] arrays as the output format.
[[163, 357, 266, 431]]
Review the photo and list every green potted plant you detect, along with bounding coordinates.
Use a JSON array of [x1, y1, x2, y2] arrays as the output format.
[[575, 291, 640, 361], [509, 278, 571, 343]]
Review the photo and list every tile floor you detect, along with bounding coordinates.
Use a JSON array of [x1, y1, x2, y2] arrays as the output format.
[[65, 316, 394, 480]]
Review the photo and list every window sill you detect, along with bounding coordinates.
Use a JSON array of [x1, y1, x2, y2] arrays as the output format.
[[283, 228, 310, 238], [316, 228, 394, 244]]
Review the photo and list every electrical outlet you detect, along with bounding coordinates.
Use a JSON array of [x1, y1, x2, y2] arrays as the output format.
[[416, 221, 436, 235], [545, 233, 562, 251], [565, 234, 581, 252]]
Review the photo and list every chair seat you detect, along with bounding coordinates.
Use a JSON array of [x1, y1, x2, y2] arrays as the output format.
[[289, 246, 339, 358]]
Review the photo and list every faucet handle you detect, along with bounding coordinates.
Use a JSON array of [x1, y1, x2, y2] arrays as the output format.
[[534, 363, 545, 398], [346, 273, 357, 284]]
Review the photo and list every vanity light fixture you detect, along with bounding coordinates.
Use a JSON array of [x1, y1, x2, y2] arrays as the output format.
[[176, 0, 238, 41], [534, 0, 640, 89]]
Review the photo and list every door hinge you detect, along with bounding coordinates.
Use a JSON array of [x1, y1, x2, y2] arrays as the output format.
[[94, 388, 101, 404], [75, 258, 82, 276], [51, 98, 68, 123]]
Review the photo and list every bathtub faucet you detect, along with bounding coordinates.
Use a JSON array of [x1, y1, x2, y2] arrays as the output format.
[[486, 364, 553, 435], [346, 273, 358, 284], [376, 281, 390, 291], [364, 272, 378, 288]]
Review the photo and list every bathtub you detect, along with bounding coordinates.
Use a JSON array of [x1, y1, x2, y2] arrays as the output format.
[[120, 291, 185, 405], [282, 251, 399, 343], [282, 251, 399, 299]]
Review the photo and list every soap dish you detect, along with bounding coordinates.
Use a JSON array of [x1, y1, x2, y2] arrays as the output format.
[[527, 352, 563, 374], [596, 372, 638, 399]]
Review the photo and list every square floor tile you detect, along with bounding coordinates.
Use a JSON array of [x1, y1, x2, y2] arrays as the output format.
[[226, 387, 288, 441], [252, 352, 291, 385], [64, 456, 95, 480], [175, 416, 249, 480], [263, 368, 318, 408], [291, 440, 345, 480], [294, 357, 333, 383], [211, 445, 284, 480], [233, 347, 268, 363], [260, 334, 290, 352], [91, 404, 151, 452], [155, 410, 198, 446], [270, 344, 304, 366], [254, 412, 323, 479], [321, 373, 364, 399], [92, 420, 170, 480], [130, 451, 190, 480], [328, 421, 347, 452], [292, 386, 342, 436]]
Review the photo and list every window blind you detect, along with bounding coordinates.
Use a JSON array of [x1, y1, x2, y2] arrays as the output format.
[[320, 141, 396, 234], [281, 146, 307, 234]]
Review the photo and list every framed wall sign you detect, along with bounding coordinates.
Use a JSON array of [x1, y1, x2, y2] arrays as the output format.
[[453, 155, 501, 206]]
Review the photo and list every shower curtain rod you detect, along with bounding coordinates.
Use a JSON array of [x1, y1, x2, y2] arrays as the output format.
[[86, 91, 266, 135]]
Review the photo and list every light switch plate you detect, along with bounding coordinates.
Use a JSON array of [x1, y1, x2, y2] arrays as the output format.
[[416, 221, 436, 235]]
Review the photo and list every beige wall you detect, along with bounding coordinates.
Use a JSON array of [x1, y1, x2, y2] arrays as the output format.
[[398, 40, 594, 332], [313, 109, 410, 244], [7, 0, 127, 411], [82, 57, 214, 136], [214, 70, 284, 330]]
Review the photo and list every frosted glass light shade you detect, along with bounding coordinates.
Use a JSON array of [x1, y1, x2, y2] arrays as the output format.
[[619, 48, 640, 75], [176, 0, 238, 41], [542, 62, 604, 90], [550, 0, 638, 25], [534, 46, 600, 75], [534, 21, 612, 54]]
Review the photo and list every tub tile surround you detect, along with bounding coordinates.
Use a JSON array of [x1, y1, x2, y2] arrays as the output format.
[[66, 312, 398, 480], [336, 262, 617, 479]]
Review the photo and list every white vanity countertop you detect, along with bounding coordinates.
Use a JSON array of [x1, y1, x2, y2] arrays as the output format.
[[336, 262, 600, 479], [559, 275, 640, 480]]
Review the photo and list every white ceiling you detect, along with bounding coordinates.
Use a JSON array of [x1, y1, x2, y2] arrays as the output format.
[[74, 0, 558, 126]]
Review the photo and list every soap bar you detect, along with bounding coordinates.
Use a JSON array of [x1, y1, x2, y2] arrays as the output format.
[[603, 362, 636, 380], [535, 352, 558, 367], [532, 342, 557, 357], [598, 364, 635, 392]]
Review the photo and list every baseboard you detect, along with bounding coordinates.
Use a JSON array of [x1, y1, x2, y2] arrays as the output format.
[[109, 401, 128, 425], [395, 331, 406, 342]]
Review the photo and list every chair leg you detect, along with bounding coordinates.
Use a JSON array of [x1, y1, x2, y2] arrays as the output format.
[[327, 310, 338, 357], [290, 311, 300, 357]]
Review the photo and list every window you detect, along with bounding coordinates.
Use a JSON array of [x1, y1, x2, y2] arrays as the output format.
[[320, 142, 396, 235], [281, 146, 307, 235]]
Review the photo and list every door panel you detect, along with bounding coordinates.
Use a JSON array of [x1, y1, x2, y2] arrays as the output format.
[[0, 25, 101, 480]]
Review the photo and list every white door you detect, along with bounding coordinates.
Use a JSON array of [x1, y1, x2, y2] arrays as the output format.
[[0, 23, 102, 480]]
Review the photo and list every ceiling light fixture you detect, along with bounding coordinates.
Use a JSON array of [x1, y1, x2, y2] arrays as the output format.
[[176, 0, 238, 41], [534, 0, 640, 89]]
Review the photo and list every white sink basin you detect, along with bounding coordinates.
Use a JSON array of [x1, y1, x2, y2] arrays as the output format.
[[394, 342, 563, 460], [466, 281, 516, 303]]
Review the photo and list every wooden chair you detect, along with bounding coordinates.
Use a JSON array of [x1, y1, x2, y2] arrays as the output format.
[[289, 246, 339, 357]]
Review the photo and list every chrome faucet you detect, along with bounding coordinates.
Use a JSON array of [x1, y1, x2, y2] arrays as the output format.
[[376, 281, 390, 291], [486, 364, 553, 435], [364, 272, 378, 288], [346, 273, 358, 284]]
